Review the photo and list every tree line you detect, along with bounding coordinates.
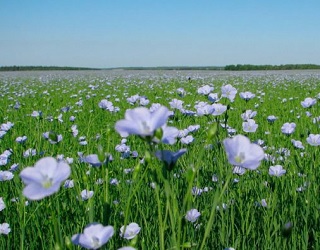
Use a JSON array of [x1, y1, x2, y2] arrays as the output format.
[[0, 66, 99, 71], [1, 64, 320, 71], [224, 64, 320, 71]]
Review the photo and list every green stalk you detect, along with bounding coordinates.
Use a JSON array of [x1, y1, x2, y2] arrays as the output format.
[[199, 172, 232, 250]]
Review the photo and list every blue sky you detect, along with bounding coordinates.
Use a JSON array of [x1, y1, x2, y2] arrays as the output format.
[[1, 0, 319, 68]]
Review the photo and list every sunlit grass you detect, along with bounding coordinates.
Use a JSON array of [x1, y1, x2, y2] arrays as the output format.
[[0, 71, 319, 249]]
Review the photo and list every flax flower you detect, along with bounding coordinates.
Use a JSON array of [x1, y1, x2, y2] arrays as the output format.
[[20, 157, 71, 200], [72, 223, 114, 249], [115, 106, 170, 138], [223, 135, 264, 170]]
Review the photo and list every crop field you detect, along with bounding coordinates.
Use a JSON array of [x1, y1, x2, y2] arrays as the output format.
[[0, 70, 319, 249]]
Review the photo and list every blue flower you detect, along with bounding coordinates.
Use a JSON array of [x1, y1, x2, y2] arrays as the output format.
[[155, 149, 187, 170], [20, 157, 71, 200], [72, 223, 114, 249], [115, 106, 170, 138], [223, 135, 264, 170]]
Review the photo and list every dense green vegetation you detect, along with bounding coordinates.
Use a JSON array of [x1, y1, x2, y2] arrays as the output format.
[[2, 64, 320, 71], [224, 64, 320, 71], [0, 71, 319, 249], [0, 66, 100, 71]]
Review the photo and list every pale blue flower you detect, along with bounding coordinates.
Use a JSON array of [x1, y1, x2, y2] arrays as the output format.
[[192, 187, 204, 196], [83, 154, 104, 167], [0, 131, 6, 139], [169, 98, 184, 110], [153, 125, 179, 145], [16, 136, 27, 143], [241, 110, 257, 121], [9, 163, 19, 172], [75, 99, 83, 107], [240, 91, 255, 101], [0, 171, 14, 181], [281, 123, 296, 135], [0, 197, 5, 211], [56, 113, 63, 123], [223, 135, 264, 170], [99, 99, 114, 111], [232, 166, 246, 175], [79, 137, 88, 145], [31, 111, 41, 117], [0, 122, 14, 131], [242, 119, 258, 133], [20, 157, 71, 200], [118, 247, 136, 250], [72, 223, 114, 249], [110, 178, 119, 185], [208, 93, 219, 102], [269, 165, 286, 177], [306, 134, 320, 146], [127, 94, 140, 105], [139, 97, 149, 106], [187, 125, 200, 132], [115, 144, 130, 153], [261, 199, 267, 207], [149, 103, 162, 113], [0, 223, 10, 235], [197, 85, 214, 95], [64, 179, 74, 188], [81, 190, 94, 200], [221, 84, 237, 102], [301, 97, 316, 108], [267, 115, 277, 123], [71, 125, 78, 137], [211, 103, 227, 116], [120, 222, 141, 240], [196, 104, 214, 116], [291, 139, 305, 149], [0, 154, 9, 166], [176, 87, 186, 97], [115, 106, 170, 138], [185, 208, 201, 223], [155, 149, 187, 170], [180, 135, 194, 144]]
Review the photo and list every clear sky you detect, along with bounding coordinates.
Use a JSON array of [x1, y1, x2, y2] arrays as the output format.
[[1, 0, 320, 68]]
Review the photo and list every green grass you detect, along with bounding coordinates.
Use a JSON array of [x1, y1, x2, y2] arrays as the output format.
[[0, 72, 319, 249]]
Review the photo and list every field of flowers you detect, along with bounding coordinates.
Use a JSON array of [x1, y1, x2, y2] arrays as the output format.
[[0, 70, 319, 249]]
